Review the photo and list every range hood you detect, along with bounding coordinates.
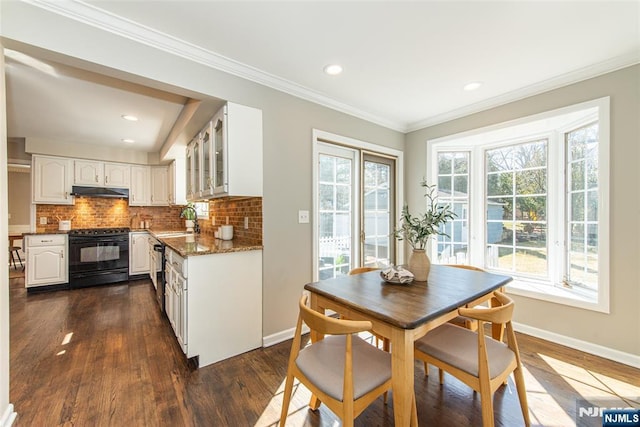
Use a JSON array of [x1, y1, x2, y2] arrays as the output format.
[[71, 186, 129, 198]]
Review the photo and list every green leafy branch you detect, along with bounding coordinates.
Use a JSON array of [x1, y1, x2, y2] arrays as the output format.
[[395, 182, 457, 250]]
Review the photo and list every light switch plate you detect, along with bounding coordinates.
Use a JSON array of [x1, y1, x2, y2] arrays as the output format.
[[40, 217, 47, 225], [298, 210, 309, 224]]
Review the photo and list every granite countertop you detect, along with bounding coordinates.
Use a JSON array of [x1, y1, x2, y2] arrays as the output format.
[[20, 229, 262, 257], [149, 230, 262, 257]]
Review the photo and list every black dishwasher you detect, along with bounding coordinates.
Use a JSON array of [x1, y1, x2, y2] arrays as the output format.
[[152, 241, 167, 313]]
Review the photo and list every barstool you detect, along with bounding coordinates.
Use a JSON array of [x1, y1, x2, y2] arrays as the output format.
[[9, 246, 23, 270]]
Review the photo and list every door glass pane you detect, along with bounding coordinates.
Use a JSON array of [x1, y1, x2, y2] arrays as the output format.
[[363, 156, 394, 268], [318, 153, 352, 280]]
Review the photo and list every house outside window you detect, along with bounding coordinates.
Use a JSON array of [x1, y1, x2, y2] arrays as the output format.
[[428, 98, 609, 313]]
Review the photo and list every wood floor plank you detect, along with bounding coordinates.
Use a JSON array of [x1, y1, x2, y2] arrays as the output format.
[[9, 277, 640, 426]]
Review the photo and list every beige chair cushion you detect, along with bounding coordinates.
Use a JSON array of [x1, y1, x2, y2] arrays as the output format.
[[296, 335, 391, 401], [415, 323, 515, 379]]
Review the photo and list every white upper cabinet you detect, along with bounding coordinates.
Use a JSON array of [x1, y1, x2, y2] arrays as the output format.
[[104, 162, 130, 188], [150, 166, 169, 206], [186, 136, 197, 201], [74, 160, 104, 185], [74, 160, 130, 188], [222, 102, 262, 198], [130, 166, 151, 206], [187, 102, 263, 202], [201, 120, 214, 198], [32, 155, 74, 205], [169, 159, 187, 205]]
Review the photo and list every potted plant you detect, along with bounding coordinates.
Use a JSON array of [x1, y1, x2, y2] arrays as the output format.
[[395, 181, 456, 281], [180, 203, 197, 232]]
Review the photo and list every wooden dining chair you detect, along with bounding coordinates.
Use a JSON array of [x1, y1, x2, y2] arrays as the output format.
[[279, 294, 393, 427], [424, 264, 486, 382], [346, 267, 390, 350], [414, 291, 530, 427], [444, 264, 486, 331]]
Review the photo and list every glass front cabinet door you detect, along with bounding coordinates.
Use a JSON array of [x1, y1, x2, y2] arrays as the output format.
[[212, 107, 227, 195], [200, 120, 214, 198], [186, 136, 196, 200]]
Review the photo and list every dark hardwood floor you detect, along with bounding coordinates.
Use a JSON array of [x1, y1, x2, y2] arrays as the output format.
[[9, 276, 640, 426]]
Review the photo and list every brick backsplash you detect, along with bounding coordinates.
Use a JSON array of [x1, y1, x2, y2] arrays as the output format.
[[35, 197, 263, 244], [35, 198, 184, 231], [201, 197, 262, 243]]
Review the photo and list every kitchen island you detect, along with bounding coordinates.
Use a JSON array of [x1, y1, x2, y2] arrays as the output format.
[[152, 231, 263, 369]]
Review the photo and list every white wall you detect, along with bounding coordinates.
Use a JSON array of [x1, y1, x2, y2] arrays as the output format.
[[406, 65, 640, 360]]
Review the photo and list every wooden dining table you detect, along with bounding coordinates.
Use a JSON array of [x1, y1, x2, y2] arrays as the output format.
[[304, 264, 512, 426]]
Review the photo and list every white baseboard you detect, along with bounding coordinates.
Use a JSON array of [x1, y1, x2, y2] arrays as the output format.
[[1, 404, 16, 427], [263, 324, 310, 348], [513, 322, 640, 369]]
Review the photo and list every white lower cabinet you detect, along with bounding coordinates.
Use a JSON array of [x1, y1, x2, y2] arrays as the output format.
[[129, 232, 150, 275], [25, 234, 68, 288], [165, 250, 187, 353], [164, 248, 262, 367]]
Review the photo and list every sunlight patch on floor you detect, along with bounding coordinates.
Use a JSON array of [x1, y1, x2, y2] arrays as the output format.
[[538, 353, 640, 401], [254, 378, 318, 427], [521, 365, 578, 427]]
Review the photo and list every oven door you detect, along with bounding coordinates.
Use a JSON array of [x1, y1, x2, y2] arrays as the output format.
[[69, 236, 129, 287]]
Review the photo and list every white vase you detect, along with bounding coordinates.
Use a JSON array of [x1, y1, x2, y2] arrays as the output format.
[[408, 249, 431, 282], [185, 219, 194, 232]]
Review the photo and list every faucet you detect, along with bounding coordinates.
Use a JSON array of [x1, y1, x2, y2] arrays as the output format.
[[180, 205, 200, 234]]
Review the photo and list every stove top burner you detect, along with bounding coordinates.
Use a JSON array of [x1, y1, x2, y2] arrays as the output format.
[[69, 227, 131, 236]]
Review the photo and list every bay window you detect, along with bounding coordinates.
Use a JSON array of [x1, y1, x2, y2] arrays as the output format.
[[428, 98, 609, 312]]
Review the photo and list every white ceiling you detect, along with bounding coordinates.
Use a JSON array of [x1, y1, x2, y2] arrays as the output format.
[[5, 1, 640, 151]]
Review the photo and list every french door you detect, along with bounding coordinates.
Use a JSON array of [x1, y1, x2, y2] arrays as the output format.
[[316, 142, 396, 280]]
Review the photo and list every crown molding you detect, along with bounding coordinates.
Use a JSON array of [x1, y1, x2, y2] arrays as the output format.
[[406, 51, 640, 133], [23, 0, 640, 135], [25, 0, 407, 132]]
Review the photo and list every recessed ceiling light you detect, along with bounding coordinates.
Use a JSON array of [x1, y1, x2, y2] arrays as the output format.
[[463, 81, 483, 91], [323, 64, 343, 76], [122, 138, 135, 143], [121, 114, 138, 121]]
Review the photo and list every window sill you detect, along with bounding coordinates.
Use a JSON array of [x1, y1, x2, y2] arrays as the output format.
[[505, 278, 609, 314]]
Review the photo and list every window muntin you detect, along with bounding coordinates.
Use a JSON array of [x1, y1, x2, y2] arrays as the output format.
[[485, 139, 548, 278], [436, 152, 470, 264], [566, 122, 599, 290]]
